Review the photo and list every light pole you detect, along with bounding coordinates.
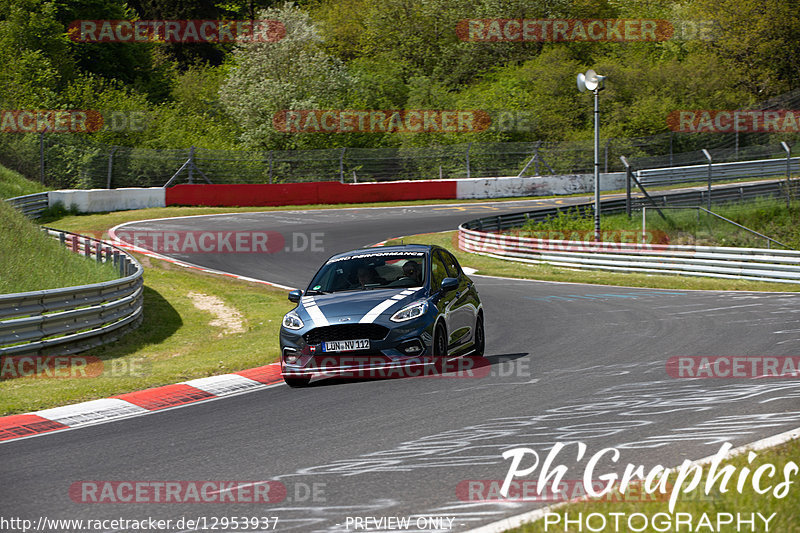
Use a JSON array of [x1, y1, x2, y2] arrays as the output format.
[[577, 69, 606, 241]]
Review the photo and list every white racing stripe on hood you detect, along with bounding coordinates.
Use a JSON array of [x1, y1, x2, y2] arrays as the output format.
[[301, 295, 329, 327], [359, 288, 419, 324]]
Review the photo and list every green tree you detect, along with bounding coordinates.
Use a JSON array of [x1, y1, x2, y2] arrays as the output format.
[[219, 2, 355, 149], [690, 0, 800, 96]]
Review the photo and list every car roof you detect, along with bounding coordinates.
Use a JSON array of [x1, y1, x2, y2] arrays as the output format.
[[327, 244, 434, 262]]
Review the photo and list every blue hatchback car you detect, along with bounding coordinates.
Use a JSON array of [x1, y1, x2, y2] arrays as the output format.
[[280, 244, 484, 387]]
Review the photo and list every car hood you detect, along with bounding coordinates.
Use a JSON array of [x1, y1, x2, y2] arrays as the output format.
[[298, 287, 425, 326]]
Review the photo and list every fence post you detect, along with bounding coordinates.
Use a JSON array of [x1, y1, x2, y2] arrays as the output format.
[[781, 141, 792, 208], [604, 139, 609, 173], [107, 147, 117, 189], [188, 146, 195, 184], [620, 156, 631, 218], [466, 143, 472, 179], [267, 151, 273, 184], [669, 132, 673, 167], [702, 148, 712, 210], [339, 147, 346, 183], [39, 131, 45, 185]]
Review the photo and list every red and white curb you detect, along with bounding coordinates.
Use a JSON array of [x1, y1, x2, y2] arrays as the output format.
[[0, 363, 284, 443]]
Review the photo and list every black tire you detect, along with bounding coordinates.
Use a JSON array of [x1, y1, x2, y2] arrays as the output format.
[[284, 375, 311, 388], [433, 323, 448, 358], [473, 314, 485, 357]]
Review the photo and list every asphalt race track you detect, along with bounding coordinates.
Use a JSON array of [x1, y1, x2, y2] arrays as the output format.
[[3, 196, 800, 532]]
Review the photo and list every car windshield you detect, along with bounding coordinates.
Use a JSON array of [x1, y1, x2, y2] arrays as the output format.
[[306, 252, 427, 293]]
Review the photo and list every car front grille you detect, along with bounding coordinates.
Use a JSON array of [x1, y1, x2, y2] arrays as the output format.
[[304, 324, 390, 344]]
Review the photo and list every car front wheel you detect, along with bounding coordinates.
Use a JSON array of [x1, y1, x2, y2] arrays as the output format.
[[433, 324, 448, 358]]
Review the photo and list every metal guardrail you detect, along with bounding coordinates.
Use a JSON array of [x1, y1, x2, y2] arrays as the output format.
[[636, 157, 799, 187], [5, 192, 49, 219], [459, 228, 800, 284], [0, 227, 144, 357], [461, 180, 800, 231], [459, 180, 800, 284]]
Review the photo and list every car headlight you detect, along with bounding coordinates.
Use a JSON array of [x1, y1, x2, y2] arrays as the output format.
[[390, 301, 428, 322], [282, 311, 304, 330]]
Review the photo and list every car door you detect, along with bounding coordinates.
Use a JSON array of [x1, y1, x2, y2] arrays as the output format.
[[439, 249, 474, 348], [430, 250, 459, 348]]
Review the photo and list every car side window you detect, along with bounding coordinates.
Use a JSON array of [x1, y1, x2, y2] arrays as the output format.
[[431, 252, 447, 290], [441, 251, 461, 279]]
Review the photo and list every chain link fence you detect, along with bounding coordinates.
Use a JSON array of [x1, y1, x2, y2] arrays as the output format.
[[1, 130, 798, 189]]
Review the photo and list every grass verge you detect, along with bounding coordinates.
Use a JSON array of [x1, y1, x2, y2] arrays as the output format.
[[0, 200, 117, 294], [510, 437, 799, 532], [0, 164, 48, 199], [386, 231, 799, 292]]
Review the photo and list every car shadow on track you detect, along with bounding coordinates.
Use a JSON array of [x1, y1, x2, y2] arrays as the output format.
[[303, 352, 530, 387]]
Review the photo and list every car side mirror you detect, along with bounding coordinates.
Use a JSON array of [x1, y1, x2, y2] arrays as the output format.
[[440, 277, 459, 293], [288, 290, 302, 303]]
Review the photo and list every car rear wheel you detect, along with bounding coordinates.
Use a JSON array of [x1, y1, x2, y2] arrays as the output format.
[[473, 314, 485, 357], [284, 375, 311, 388]]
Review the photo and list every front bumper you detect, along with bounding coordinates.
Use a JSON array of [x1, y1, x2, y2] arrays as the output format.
[[280, 317, 435, 377]]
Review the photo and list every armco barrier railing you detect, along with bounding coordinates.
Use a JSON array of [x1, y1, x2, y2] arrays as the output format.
[[5, 192, 49, 219], [0, 228, 143, 357], [461, 180, 800, 232], [636, 156, 799, 187], [458, 228, 800, 283], [459, 180, 800, 284]]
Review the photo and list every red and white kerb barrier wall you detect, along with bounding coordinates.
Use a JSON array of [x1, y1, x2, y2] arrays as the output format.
[[46, 173, 626, 212]]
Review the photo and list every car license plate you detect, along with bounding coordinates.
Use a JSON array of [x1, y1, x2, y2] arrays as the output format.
[[322, 339, 370, 352]]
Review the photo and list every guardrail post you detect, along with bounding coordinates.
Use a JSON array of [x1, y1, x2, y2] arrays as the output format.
[[96, 242, 102, 263], [59, 232, 65, 247], [84, 238, 90, 258]]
